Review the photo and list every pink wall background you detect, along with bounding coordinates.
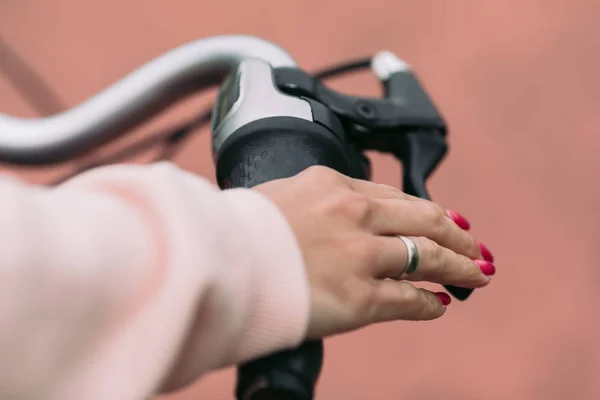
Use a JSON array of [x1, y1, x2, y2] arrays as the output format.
[[2, 1, 600, 399]]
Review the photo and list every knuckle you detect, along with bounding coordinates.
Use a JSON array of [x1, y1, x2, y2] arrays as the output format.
[[303, 165, 341, 182], [346, 238, 377, 265], [404, 288, 441, 320], [462, 237, 481, 259], [357, 286, 380, 318], [419, 237, 445, 266], [379, 183, 406, 199], [430, 249, 447, 276], [330, 191, 372, 222], [344, 279, 379, 321], [393, 283, 444, 321], [397, 281, 421, 304], [422, 202, 448, 235], [303, 165, 328, 175]]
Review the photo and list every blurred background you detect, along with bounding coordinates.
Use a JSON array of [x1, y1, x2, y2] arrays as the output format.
[[2, 1, 600, 399]]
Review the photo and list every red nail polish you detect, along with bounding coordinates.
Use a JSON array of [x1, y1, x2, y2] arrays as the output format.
[[435, 292, 452, 306], [478, 241, 494, 262], [476, 260, 496, 276], [447, 210, 470, 230]]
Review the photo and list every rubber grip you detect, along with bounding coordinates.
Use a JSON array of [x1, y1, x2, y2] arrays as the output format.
[[215, 117, 350, 400], [216, 117, 349, 188]]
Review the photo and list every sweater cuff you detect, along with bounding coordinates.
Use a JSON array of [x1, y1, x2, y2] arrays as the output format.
[[220, 188, 310, 363]]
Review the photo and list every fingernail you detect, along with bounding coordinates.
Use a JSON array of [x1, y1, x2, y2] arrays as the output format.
[[478, 241, 494, 262], [435, 292, 452, 306], [475, 259, 496, 276], [446, 210, 470, 230]]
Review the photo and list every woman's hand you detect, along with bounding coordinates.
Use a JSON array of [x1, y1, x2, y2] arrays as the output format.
[[253, 166, 495, 340]]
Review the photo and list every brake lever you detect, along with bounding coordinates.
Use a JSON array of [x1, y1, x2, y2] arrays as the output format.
[[394, 131, 446, 202], [372, 52, 474, 300], [389, 131, 474, 300]]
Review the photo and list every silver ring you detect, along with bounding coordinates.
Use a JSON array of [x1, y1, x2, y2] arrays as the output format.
[[398, 236, 420, 274]]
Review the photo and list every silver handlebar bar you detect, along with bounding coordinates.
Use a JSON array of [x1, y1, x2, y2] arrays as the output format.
[[0, 35, 296, 164]]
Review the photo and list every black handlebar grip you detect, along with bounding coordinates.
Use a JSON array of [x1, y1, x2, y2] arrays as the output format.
[[216, 117, 350, 189], [214, 116, 351, 400]]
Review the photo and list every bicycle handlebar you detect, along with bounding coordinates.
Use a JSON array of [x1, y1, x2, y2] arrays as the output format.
[[0, 35, 295, 164]]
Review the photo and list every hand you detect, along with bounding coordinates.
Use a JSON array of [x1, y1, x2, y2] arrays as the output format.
[[253, 166, 495, 340]]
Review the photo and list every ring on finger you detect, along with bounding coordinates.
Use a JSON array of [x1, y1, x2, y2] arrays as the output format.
[[397, 235, 420, 274]]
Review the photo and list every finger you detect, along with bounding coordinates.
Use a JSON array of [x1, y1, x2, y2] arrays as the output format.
[[367, 198, 482, 260], [371, 236, 493, 287], [347, 178, 421, 201], [369, 280, 447, 323], [372, 236, 493, 287]]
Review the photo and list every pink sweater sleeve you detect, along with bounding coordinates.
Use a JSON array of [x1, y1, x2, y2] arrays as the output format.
[[0, 162, 310, 400]]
